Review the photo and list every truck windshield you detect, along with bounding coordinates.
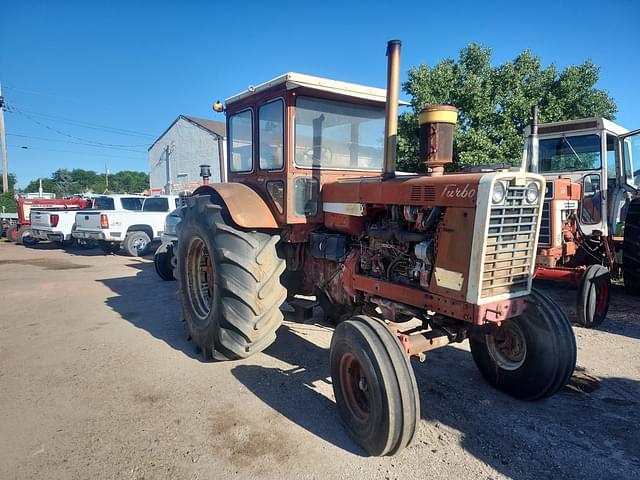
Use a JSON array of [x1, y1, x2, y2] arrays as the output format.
[[294, 96, 385, 170], [539, 134, 601, 172]]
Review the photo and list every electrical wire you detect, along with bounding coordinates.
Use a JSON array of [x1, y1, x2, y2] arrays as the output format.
[[7, 145, 146, 161], [6, 133, 147, 153], [8, 106, 152, 148]]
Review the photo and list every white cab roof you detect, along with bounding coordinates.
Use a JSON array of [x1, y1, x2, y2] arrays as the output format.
[[525, 117, 629, 136], [225, 72, 411, 106]]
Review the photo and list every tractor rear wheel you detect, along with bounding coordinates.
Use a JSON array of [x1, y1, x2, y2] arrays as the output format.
[[6, 225, 18, 242], [576, 265, 610, 328], [16, 226, 38, 246], [470, 289, 576, 400], [623, 198, 640, 295], [176, 195, 287, 360], [330, 315, 419, 456], [154, 242, 175, 281]]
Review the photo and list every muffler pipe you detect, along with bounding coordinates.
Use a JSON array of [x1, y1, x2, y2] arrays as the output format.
[[383, 40, 401, 180]]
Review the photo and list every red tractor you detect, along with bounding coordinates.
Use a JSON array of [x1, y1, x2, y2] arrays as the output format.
[[5, 194, 90, 244], [524, 108, 640, 327], [176, 41, 576, 455]]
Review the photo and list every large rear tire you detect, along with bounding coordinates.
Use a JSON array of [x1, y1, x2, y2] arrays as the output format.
[[576, 264, 610, 328], [470, 289, 576, 400], [330, 315, 419, 456], [623, 198, 640, 295], [154, 242, 175, 281], [177, 195, 287, 360]]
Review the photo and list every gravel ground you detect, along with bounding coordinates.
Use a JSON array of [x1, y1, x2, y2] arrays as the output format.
[[0, 241, 639, 480]]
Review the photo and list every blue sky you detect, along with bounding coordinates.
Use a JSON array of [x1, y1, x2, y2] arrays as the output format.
[[1, 0, 638, 188]]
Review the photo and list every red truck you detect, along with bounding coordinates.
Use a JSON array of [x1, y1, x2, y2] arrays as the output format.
[[4, 195, 91, 245]]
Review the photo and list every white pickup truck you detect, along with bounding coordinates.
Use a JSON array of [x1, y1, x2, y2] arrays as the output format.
[[73, 195, 179, 256], [32, 195, 144, 247]]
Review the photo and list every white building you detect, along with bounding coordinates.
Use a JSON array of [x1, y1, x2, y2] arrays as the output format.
[[148, 115, 226, 193]]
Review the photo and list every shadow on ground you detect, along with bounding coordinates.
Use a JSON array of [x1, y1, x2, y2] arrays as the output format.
[[232, 319, 640, 479], [96, 262, 198, 359]]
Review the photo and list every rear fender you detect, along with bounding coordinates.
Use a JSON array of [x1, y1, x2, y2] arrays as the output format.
[[192, 183, 278, 229]]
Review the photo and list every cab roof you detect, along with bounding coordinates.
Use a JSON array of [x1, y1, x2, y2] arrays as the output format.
[[225, 72, 411, 107], [524, 117, 629, 136]]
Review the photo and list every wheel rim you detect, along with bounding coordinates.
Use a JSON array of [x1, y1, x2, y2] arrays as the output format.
[[339, 353, 371, 424], [593, 279, 609, 318], [132, 236, 147, 254], [486, 321, 527, 371], [186, 237, 214, 323]]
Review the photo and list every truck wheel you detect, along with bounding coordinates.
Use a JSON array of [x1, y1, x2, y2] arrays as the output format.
[[6, 225, 18, 242], [177, 196, 287, 360], [99, 241, 120, 254], [154, 242, 175, 281], [623, 198, 640, 295], [576, 265, 610, 328], [469, 289, 576, 400], [330, 315, 419, 456], [123, 231, 150, 257], [16, 226, 38, 246]]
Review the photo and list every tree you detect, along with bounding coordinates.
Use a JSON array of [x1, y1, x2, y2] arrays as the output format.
[[22, 169, 149, 195], [397, 44, 617, 172], [0, 173, 17, 212]]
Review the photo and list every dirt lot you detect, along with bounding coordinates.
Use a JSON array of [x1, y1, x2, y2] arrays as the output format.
[[0, 241, 639, 480]]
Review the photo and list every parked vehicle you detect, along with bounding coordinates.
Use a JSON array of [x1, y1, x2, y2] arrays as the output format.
[[175, 41, 576, 456], [154, 207, 182, 281], [73, 194, 178, 256], [4, 194, 90, 245], [523, 109, 640, 328]]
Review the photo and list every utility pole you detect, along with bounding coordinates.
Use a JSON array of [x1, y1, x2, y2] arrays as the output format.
[[0, 82, 8, 193], [104, 161, 109, 193]]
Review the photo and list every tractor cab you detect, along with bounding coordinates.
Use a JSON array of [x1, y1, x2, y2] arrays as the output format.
[[220, 73, 409, 228], [524, 117, 640, 238]]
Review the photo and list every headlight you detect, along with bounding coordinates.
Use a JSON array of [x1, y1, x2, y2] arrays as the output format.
[[525, 182, 540, 203], [164, 215, 181, 235], [492, 182, 506, 204]]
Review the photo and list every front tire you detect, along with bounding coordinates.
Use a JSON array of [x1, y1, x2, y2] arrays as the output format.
[[330, 315, 419, 456], [470, 289, 576, 400], [177, 195, 287, 360], [123, 231, 150, 257], [154, 242, 175, 281], [576, 264, 610, 328]]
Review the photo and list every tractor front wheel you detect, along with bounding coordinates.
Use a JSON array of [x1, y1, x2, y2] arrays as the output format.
[[177, 195, 286, 360], [470, 289, 576, 400], [576, 264, 610, 328], [330, 315, 419, 456]]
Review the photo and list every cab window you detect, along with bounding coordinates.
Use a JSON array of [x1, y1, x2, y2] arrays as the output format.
[[121, 197, 144, 211], [606, 134, 617, 180], [259, 99, 284, 170], [143, 197, 169, 212], [229, 109, 253, 173], [623, 132, 640, 189], [539, 134, 601, 172], [294, 96, 385, 170]]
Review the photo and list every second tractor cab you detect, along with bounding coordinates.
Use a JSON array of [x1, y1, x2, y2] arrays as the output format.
[[524, 110, 640, 327], [176, 41, 576, 456]]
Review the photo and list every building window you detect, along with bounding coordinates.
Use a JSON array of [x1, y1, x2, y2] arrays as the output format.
[[259, 99, 284, 170], [229, 109, 253, 173]]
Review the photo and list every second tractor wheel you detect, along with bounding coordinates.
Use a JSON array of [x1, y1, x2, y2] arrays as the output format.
[[123, 231, 150, 257], [154, 242, 175, 281], [6, 225, 18, 242], [469, 289, 576, 400], [623, 198, 640, 295], [177, 195, 287, 360], [576, 264, 611, 328], [330, 315, 419, 456]]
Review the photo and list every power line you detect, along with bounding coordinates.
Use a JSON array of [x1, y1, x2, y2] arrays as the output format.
[[7, 145, 146, 161], [8, 104, 157, 139], [8, 106, 152, 147], [6, 132, 147, 153]]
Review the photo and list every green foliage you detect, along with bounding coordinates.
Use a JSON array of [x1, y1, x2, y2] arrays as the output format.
[[0, 173, 17, 212], [23, 169, 149, 196], [398, 44, 618, 172]]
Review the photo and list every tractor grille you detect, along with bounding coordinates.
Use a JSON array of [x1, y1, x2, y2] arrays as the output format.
[[538, 200, 551, 246], [481, 184, 539, 299]]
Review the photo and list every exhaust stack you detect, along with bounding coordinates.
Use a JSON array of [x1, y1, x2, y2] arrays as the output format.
[[382, 40, 401, 179], [418, 105, 458, 176]]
